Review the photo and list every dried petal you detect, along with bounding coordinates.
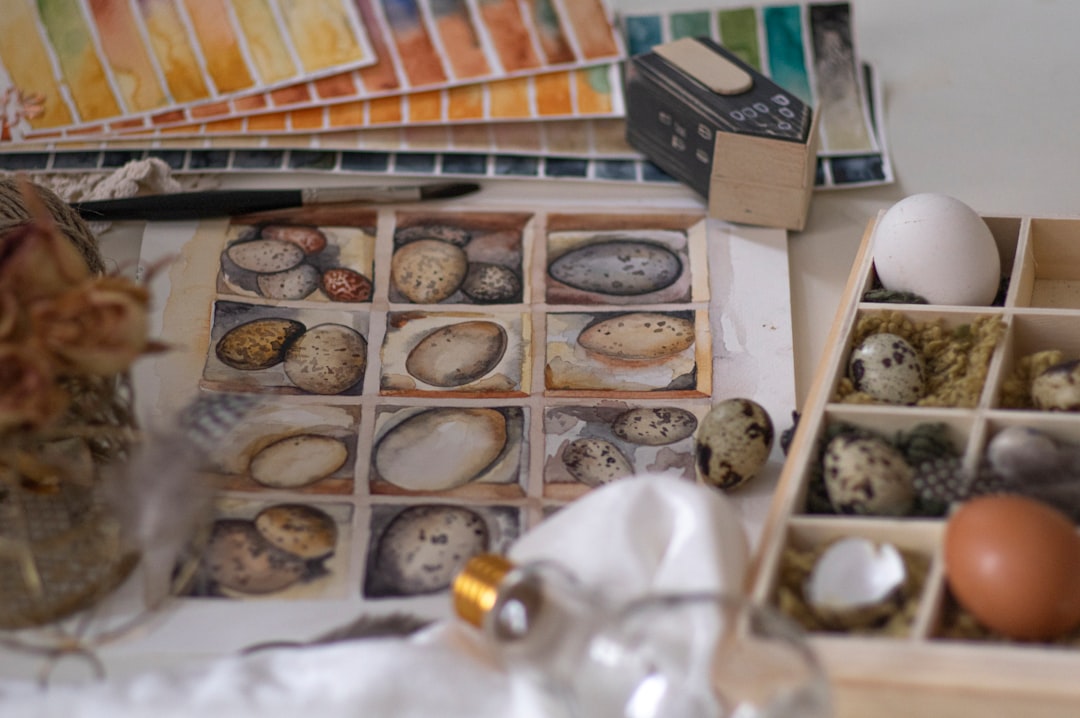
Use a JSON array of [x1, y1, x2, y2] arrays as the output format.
[[30, 277, 151, 376], [0, 345, 68, 430]]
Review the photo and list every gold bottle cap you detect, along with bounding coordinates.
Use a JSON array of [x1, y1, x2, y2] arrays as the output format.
[[453, 553, 515, 628]]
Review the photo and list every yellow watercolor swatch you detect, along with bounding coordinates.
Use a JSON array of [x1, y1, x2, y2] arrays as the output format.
[[447, 84, 484, 121], [278, 0, 368, 72], [0, 0, 72, 128], [575, 67, 613, 115], [139, 0, 210, 103], [488, 76, 531, 119], [37, 0, 121, 121], [229, 0, 297, 84], [182, 0, 254, 94]]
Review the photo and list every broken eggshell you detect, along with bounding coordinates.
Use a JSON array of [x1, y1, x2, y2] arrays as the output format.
[[695, 398, 774, 491], [804, 537, 908, 629], [823, 435, 915, 516], [848, 332, 925, 405]]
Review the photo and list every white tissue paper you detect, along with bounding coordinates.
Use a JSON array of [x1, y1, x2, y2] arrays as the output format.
[[0, 473, 750, 717]]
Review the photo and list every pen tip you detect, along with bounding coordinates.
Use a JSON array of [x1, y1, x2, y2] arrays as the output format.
[[420, 182, 482, 201]]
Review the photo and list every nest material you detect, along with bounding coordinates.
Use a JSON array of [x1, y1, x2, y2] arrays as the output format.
[[776, 540, 930, 637], [833, 310, 1006, 408], [0, 179, 139, 629]]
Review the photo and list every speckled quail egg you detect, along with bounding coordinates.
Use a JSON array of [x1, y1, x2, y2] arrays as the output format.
[[823, 434, 915, 516], [1031, 359, 1080, 411], [254, 504, 338, 560], [848, 332, 925, 405], [694, 398, 774, 491]]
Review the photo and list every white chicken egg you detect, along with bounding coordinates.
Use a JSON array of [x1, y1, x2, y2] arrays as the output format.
[[871, 193, 1001, 306]]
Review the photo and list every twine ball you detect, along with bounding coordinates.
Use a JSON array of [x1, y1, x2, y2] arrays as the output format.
[[0, 177, 104, 274]]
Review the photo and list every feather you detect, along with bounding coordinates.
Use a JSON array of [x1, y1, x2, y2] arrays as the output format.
[[102, 392, 260, 607]]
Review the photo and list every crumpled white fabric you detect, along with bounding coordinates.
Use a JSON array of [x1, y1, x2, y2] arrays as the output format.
[[0, 474, 750, 718]]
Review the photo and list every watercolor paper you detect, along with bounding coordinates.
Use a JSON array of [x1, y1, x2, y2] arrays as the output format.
[[121, 199, 792, 654], [9, 0, 624, 141], [0, 0, 375, 138]]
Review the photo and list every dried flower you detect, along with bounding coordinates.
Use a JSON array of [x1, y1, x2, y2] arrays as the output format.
[[30, 276, 152, 377], [0, 345, 68, 431], [0, 178, 163, 430]]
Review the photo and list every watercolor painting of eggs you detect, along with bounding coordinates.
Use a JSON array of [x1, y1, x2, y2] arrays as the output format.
[[175, 207, 712, 602]]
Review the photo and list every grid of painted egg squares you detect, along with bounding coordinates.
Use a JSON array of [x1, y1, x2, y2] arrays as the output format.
[[773, 211, 1080, 641], [198, 211, 710, 600]]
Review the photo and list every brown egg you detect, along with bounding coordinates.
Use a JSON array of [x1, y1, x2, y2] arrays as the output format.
[[944, 495, 1080, 641]]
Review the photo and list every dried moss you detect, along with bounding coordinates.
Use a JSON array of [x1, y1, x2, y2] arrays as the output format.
[[775, 539, 930, 637], [834, 310, 1005, 408]]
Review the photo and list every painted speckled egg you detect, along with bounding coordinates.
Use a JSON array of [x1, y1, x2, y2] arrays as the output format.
[[249, 434, 349, 489], [395, 224, 472, 247], [562, 437, 634, 486], [823, 434, 915, 516], [405, 320, 507, 387], [374, 408, 508, 491], [254, 504, 338, 560], [256, 263, 320, 300], [548, 240, 682, 296], [226, 239, 306, 274], [1032, 359, 1080, 411], [369, 505, 490, 596], [390, 239, 469, 303], [848, 333, 925, 404], [461, 263, 522, 303], [215, 318, 306, 370], [578, 312, 695, 360], [611, 407, 698, 446], [321, 267, 373, 302], [202, 519, 307, 595], [694, 398, 774, 491], [283, 323, 367, 394], [261, 224, 327, 255]]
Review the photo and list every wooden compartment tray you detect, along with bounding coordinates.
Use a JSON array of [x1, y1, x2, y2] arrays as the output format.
[[750, 211, 1080, 717]]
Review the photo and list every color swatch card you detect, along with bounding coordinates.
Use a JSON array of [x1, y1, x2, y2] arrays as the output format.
[[11, 0, 625, 141], [98, 64, 625, 138], [0, 0, 376, 139], [621, 3, 880, 156]]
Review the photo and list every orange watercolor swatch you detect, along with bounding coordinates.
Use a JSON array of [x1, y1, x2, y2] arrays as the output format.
[[181, 0, 254, 94], [36, 0, 121, 121], [137, 0, 210, 103], [87, 0, 167, 112], [478, 0, 541, 73], [534, 71, 572, 116], [488, 77, 532, 119], [447, 84, 485, 121], [407, 90, 443, 123]]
